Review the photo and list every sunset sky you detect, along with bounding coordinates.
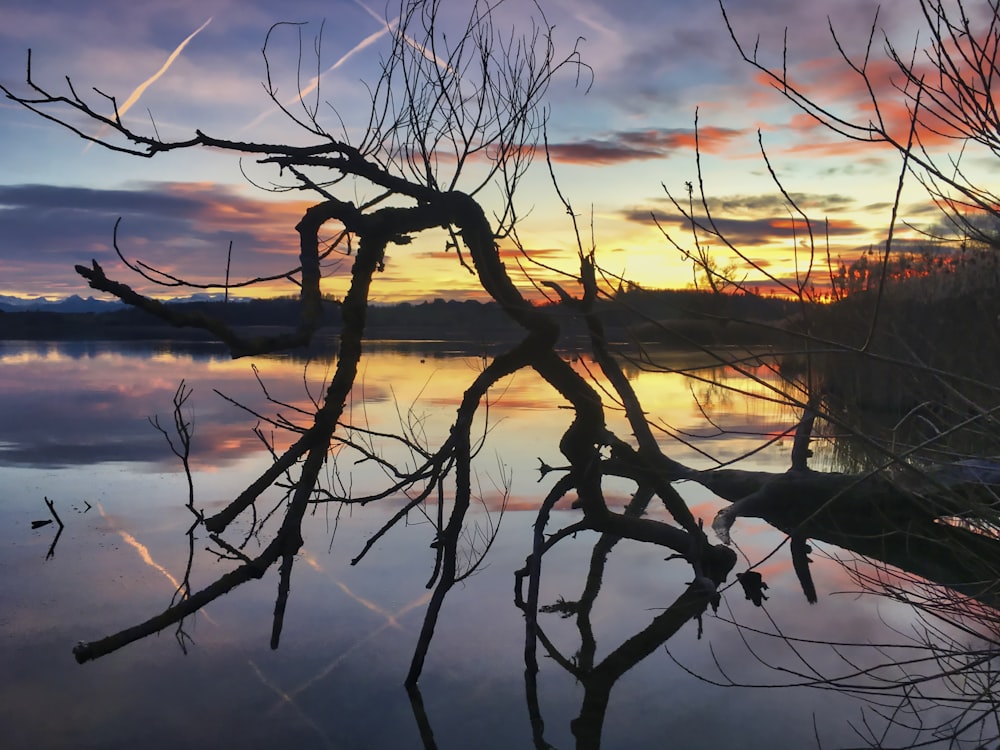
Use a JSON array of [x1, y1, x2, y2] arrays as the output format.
[[0, 0, 984, 303]]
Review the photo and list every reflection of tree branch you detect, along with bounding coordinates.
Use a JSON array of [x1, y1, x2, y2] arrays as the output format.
[[42, 496, 64, 561], [577, 487, 658, 674], [405, 683, 438, 750], [270, 551, 295, 649], [454, 465, 510, 583], [406, 335, 543, 686], [522, 515, 715, 750], [149, 380, 196, 512], [790, 535, 817, 604], [519, 474, 575, 750], [518, 477, 720, 748], [149, 379, 202, 652], [571, 584, 715, 749]]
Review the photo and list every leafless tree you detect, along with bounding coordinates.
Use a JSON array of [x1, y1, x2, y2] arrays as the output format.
[[5, 1, 1000, 746]]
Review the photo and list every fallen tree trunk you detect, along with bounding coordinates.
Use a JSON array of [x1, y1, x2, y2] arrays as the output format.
[[690, 465, 1000, 609]]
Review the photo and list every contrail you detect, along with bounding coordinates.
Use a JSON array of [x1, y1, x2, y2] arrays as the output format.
[[85, 17, 212, 150], [351, 0, 386, 25], [243, 1, 458, 135], [118, 17, 213, 119], [353, 0, 455, 74], [242, 20, 396, 133]]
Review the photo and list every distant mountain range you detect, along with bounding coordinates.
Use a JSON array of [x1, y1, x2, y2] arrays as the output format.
[[0, 294, 122, 313], [0, 293, 249, 313]]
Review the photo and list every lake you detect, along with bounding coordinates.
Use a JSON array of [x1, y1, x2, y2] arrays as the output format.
[[0, 339, 994, 749]]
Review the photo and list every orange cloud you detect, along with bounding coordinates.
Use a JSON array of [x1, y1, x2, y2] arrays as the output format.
[[756, 49, 977, 156]]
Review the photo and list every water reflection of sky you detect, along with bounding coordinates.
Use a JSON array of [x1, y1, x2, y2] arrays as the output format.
[[0, 340, 800, 473], [1, 340, 989, 749]]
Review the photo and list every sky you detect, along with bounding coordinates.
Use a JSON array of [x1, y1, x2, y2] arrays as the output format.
[[0, 0, 987, 303]]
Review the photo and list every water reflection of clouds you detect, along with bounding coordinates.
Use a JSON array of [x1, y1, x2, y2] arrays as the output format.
[[0, 341, 320, 468], [0, 341, 802, 476]]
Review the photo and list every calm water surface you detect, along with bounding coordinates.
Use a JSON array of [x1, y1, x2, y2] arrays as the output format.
[[0, 340, 984, 749]]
